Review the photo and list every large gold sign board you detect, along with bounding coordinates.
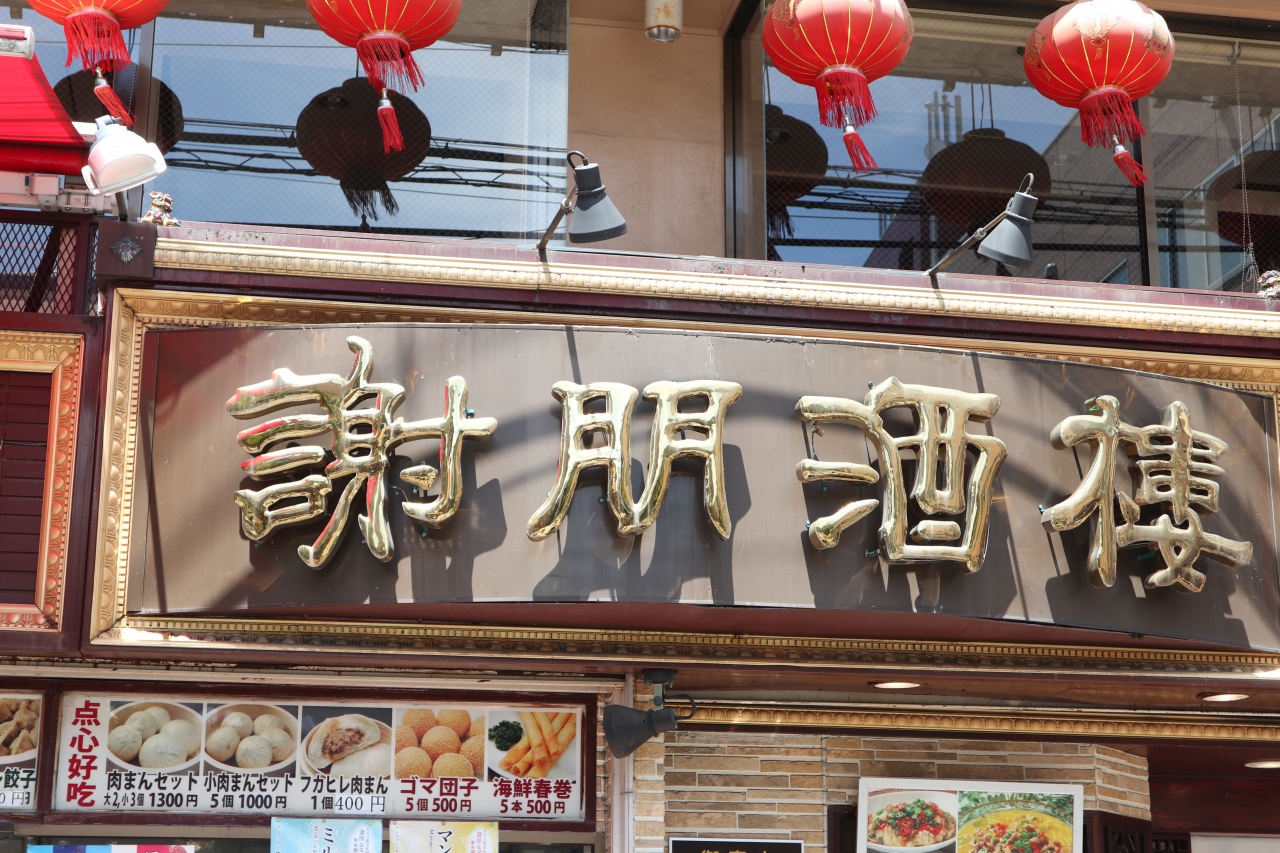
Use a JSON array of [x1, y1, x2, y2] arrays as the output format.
[[121, 322, 1280, 651]]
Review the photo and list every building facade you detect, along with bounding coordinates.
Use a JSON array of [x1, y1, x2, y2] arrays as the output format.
[[2, 1, 1280, 853]]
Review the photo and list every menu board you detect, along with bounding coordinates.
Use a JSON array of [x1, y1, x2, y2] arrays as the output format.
[[54, 695, 584, 820], [857, 779, 1084, 853], [0, 694, 40, 810]]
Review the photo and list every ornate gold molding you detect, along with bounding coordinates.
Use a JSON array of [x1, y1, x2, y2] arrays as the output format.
[[91, 614, 1280, 678], [0, 331, 83, 631], [688, 700, 1280, 742], [152, 237, 1280, 340], [91, 288, 1280, 674]]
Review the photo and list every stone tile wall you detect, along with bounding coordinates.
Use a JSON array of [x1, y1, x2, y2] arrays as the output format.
[[659, 731, 1149, 852]]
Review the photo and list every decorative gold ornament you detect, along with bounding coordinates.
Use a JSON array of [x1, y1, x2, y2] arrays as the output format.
[[1041, 396, 1252, 592], [0, 330, 83, 632], [796, 377, 1007, 572], [227, 336, 495, 568], [527, 379, 742, 541]]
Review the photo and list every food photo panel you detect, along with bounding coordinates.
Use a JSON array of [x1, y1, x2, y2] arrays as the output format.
[[203, 703, 299, 777], [858, 780, 1083, 853], [301, 705, 395, 779], [106, 700, 204, 775]]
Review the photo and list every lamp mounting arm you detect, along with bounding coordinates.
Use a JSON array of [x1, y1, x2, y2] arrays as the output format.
[[536, 190, 577, 260], [925, 173, 1035, 279], [924, 209, 1009, 278]]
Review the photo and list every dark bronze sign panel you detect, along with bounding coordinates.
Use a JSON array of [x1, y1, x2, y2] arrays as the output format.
[[670, 840, 803, 853], [132, 324, 1280, 650]]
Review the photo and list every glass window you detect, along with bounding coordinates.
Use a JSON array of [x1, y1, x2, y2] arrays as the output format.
[[1147, 32, 1280, 290], [17, 0, 568, 237], [739, 0, 1280, 289]]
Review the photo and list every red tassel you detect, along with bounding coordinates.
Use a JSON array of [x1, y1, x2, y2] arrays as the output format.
[[357, 32, 424, 94], [843, 122, 877, 174], [1112, 139, 1149, 187], [815, 66, 875, 128], [1078, 86, 1144, 148], [93, 68, 134, 125], [378, 91, 404, 154], [63, 8, 130, 71]]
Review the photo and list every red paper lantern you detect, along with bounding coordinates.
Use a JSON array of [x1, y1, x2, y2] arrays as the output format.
[[763, 0, 912, 169], [296, 78, 432, 222], [1023, 0, 1173, 186], [306, 0, 461, 94], [27, 0, 168, 72]]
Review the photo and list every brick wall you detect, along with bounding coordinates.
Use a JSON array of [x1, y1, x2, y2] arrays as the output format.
[[634, 688, 668, 853], [661, 732, 1149, 852]]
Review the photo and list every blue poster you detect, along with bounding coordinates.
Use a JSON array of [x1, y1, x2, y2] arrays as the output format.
[[270, 818, 382, 853]]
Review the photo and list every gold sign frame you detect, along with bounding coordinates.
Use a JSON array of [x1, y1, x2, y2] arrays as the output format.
[[92, 285, 1280, 681], [0, 330, 83, 631]]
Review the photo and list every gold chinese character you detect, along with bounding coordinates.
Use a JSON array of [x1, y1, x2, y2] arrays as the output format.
[[227, 336, 496, 568], [796, 377, 1007, 572], [526, 379, 742, 541], [1042, 396, 1251, 592]]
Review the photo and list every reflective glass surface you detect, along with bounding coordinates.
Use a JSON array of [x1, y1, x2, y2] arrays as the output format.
[[15, 0, 568, 237], [753, 0, 1280, 289]]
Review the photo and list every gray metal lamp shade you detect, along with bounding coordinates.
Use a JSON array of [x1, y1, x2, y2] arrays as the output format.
[[977, 184, 1038, 267], [567, 160, 627, 243], [603, 704, 679, 758]]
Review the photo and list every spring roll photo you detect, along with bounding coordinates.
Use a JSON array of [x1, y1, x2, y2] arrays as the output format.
[[534, 711, 561, 761], [521, 711, 549, 767]]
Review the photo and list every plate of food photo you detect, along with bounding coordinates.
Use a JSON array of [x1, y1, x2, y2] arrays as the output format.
[[393, 707, 484, 780], [957, 792, 1074, 853], [487, 709, 578, 781], [866, 790, 959, 853], [0, 698, 40, 763], [203, 703, 298, 774], [106, 701, 202, 774], [300, 710, 393, 779]]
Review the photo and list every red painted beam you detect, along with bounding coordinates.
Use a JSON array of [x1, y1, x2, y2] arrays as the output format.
[[0, 142, 88, 176]]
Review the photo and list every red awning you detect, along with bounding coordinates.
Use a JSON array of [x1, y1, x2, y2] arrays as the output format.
[[0, 27, 89, 175]]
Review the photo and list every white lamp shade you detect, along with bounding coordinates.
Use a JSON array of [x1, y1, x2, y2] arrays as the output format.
[[82, 117, 167, 196]]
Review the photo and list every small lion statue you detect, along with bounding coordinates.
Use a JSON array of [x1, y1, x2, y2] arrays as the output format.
[[140, 191, 180, 227]]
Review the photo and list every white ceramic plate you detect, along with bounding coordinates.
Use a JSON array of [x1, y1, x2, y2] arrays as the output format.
[[107, 700, 202, 773], [203, 702, 299, 774], [865, 790, 959, 853], [298, 717, 393, 777]]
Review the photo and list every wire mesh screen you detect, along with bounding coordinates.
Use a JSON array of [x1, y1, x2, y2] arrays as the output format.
[[163, 2, 567, 237], [19, 0, 568, 238], [0, 219, 80, 314], [751, 1, 1280, 290], [1147, 29, 1280, 291]]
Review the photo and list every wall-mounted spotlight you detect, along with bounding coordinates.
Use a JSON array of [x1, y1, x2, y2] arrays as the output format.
[[603, 669, 696, 759], [645, 0, 682, 42], [925, 173, 1038, 278], [535, 150, 627, 259]]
